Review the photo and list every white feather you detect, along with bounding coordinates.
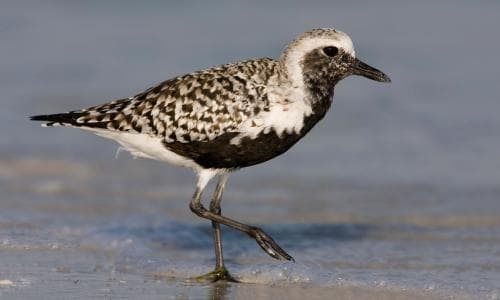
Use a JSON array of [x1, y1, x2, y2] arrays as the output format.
[[80, 128, 203, 171]]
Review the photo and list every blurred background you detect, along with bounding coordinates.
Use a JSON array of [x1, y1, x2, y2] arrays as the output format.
[[1, 1, 499, 299]]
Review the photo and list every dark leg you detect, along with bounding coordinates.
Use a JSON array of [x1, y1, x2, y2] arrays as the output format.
[[196, 174, 237, 282], [189, 185, 294, 262], [210, 174, 229, 270]]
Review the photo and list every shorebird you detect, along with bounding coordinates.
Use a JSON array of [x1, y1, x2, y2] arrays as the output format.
[[30, 28, 390, 282]]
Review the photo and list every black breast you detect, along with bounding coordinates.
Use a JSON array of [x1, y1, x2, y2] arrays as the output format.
[[163, 107, 329, 169]]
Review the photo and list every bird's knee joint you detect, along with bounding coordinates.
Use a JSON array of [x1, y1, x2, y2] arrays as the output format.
[[189, 202, 206, 216]]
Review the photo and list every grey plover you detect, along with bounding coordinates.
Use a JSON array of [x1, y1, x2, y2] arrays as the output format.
[[31, 28, 390, 281]]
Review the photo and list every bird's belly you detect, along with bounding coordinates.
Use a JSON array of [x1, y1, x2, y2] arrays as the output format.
[[164, 129, 306, 170], [162, 108, 326, 170]]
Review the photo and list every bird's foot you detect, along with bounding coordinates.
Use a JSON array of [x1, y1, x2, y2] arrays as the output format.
[[250, 227, 295, 262], [193, 266, 239, 283]]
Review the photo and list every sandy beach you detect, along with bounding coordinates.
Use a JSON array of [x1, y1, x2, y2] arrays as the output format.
[[1, 159, 499, 299]]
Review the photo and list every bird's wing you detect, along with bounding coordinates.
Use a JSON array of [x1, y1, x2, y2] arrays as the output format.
[[31, 59, 276, 144]]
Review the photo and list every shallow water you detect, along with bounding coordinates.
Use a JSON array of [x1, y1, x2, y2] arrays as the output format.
[[1, 1, 500, 299]]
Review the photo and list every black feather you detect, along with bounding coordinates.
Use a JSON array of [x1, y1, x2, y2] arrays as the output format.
[[29, 112, 85, 126]]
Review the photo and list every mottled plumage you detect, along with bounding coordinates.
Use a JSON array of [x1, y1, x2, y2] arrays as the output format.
[[64, 58, 278, 141], [31, 28, 390, 281]]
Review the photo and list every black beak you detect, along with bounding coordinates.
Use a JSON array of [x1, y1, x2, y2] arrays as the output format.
[[351, 58, 391, 83]]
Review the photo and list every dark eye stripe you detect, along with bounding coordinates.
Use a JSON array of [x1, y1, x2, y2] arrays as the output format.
[[322, 46, 339, 57]]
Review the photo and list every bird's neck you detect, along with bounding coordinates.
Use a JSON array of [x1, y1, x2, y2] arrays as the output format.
[[277, 59, 335, 119], [302, 74, 336, 119]]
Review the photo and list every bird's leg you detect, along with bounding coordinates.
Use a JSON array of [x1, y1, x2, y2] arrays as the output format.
[[209, 175, 229, 269], [195, 174, 237, 282], [188, 172, 235, 282], [189, 183, 294, 263]]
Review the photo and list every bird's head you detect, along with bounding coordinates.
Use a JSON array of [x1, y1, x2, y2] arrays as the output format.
[[281, 28, 390, 97]]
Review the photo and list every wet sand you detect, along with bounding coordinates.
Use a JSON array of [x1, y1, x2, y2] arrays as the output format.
[[0, 230, 441, 300], [1, 159, 499, 299]]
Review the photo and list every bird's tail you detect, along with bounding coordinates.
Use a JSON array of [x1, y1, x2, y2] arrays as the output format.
[[29, 112, 86, 127]]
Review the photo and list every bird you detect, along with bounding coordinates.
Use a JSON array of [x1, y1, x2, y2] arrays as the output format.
[[30, 28, 390, 282]]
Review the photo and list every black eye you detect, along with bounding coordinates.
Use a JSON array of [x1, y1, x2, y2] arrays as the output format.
[[322, 46, 339, 57]]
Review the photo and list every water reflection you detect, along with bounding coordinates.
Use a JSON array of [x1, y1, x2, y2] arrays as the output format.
[[207, 281, 232, 300]]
